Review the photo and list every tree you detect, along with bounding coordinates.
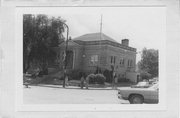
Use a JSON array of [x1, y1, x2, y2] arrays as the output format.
[[138, 48, 158, 78], [23, 14, 66, 73]]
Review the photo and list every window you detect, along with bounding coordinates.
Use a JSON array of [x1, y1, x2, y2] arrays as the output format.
[[130, 60, 133, 67], [128, 59, 133, 67], [114, 56, 116, 64], [90, 55, 98, 65], [110, 56, 116, 64], [111, 56, 113, 64], [119, 58, 125, 66]]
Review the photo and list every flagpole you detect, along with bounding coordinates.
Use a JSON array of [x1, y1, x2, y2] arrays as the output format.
[[100, 14, 103, 39], [98, 14, 103, 73]]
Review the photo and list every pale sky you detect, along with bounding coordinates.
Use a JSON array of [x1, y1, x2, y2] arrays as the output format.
[[26, 7, 166, 63]]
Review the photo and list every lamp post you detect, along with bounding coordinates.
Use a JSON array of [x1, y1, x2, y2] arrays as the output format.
[[62, 22, 69, 88]]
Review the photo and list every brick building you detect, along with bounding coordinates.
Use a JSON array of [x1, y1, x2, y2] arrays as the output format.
[[54, 32, 137, 82]]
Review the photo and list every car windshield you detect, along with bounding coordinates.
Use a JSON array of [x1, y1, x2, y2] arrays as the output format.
[[136, 82, 149, 86], [149, 83, 158, 90]]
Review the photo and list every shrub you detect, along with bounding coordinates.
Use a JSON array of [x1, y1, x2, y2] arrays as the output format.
[[95, 74, 106, 84], [103, 69, 112, 83], [68, 69, 81, 80], [87, 73, 96, 84], [87, 73, 106, 85], [118, 78, 130, 83], [140, 71, 152, 80]]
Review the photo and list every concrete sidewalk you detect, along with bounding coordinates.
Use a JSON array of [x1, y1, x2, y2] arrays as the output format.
[[28, 82, 132, 91], [30, 84, 115, 90]]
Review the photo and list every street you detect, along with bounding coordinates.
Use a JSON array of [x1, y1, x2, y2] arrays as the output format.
[[23, 85, 129, 104]]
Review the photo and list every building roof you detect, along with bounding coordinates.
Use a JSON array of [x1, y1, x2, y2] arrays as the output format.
[[71, 32, 136, 52], [73, 32, 118, 43]]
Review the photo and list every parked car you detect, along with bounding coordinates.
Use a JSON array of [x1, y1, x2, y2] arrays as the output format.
[[149, 78, 158, 85], [23, 74, 32, 87], [118, 83, 158, 104]]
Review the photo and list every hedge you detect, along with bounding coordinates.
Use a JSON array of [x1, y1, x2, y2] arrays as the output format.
[[87, 73, 106, 84]]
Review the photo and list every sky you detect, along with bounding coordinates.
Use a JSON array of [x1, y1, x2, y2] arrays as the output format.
[[28, 7, 166, 62]]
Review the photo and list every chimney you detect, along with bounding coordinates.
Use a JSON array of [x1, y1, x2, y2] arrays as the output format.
[[121, 39, 129, 46]]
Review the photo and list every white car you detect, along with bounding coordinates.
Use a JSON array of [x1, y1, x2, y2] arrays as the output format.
[[118, 83, 158, 104]]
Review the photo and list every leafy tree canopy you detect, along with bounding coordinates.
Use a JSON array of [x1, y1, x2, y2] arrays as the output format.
[[23, 14, 66, 73], [138, 48, 158, 78]]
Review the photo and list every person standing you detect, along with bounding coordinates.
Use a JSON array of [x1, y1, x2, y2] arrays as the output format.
[[114, 73, 118, 89], [65, 75, 69, 87], [63, 71, 66, 88], [80, 73, 85, 89], [110, 65, 115, 89], [112, 71, 116, 89], [85, 76, 89, 89]]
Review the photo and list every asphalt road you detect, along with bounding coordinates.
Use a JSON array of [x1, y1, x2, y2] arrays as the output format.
[[23, 85, 129, 104]]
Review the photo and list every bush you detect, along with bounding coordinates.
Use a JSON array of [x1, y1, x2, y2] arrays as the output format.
[[87, 73, 96, 84], [140, 71, 152, 80], [103, 69, 112, 83], [96, 74, 106, 84], [68, 69, 81, 80], [118, 78, 130, 83], [87, 73, 106, 85]]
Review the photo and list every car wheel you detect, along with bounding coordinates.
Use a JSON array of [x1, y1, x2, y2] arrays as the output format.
[[129, 95, 143, 104]]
